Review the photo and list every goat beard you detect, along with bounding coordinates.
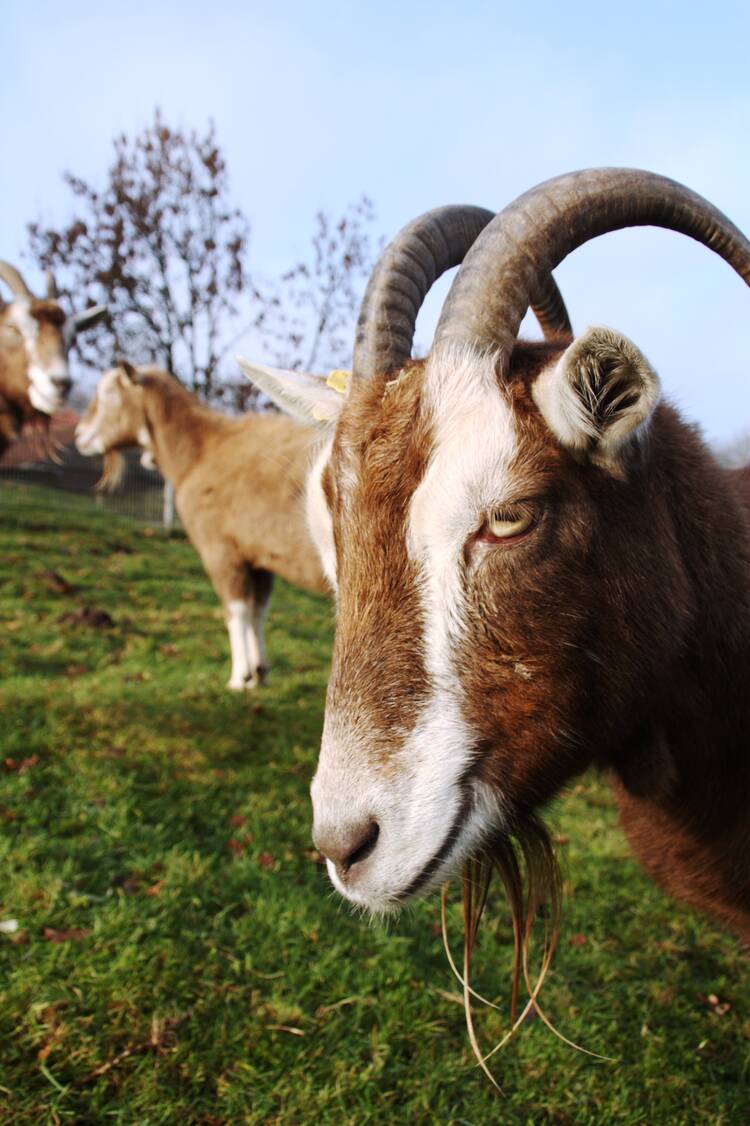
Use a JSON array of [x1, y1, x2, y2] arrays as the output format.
[[442, 817, 564, 1090], [96, 450, 126, 492], [22, 413, 64, 465]]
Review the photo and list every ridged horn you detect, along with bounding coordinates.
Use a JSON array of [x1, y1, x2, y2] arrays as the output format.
[[0, 261, 33, 300], [434, 168, 750, 374], [46, 270, 58, 299], [353, 205, 572, 381]]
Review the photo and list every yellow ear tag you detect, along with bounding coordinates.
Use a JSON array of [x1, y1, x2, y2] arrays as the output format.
[[312, 370, 351, 421], [326, 369, 351, 395]]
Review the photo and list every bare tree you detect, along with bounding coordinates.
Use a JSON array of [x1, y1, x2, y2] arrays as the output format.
[[28, 111, 382, 412], [256, 195, 382, 372], [28, 110, 253, 400]]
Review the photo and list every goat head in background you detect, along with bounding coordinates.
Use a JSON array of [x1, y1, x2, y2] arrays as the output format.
[[0, 261, 106, 453]]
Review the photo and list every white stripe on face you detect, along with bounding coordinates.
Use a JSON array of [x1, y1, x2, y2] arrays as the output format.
[[9, 300, 68, 414], [311, 344, 520, 911], [75, 370, 123, 454], [408, 342, 519, 695]]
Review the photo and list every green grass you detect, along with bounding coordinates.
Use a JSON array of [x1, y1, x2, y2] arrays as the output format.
[[1, 481, 748, 1125]]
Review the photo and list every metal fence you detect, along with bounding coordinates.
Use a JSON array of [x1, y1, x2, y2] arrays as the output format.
[[0, 440, 170, 524]]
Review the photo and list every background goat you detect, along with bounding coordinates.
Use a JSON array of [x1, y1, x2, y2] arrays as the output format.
[[0, 261, 105, 455], [76, 363, 329, 689], [240, 173, 750, 962]]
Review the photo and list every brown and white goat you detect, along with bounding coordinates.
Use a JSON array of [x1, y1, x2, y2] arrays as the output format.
[[75, 363, 329, 689], [0, 261, 105, 455], [240, 173, 750, 949]]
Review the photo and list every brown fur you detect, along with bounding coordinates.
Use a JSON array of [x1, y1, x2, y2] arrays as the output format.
[[78, 366, 329, 685], [323, 338, 750, 942], [0, 293, 70, 456], [0, 316, 36, 451], [326, 361, 433, 748]]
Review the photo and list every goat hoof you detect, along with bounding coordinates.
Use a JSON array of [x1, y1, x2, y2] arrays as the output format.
[[228, 666, 268, 691], [242, 666, 267, 690]]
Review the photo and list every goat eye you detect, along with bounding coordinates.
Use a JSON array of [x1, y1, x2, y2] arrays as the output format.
[[478, 506, 536, 543]]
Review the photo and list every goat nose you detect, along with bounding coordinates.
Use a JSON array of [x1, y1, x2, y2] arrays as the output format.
[[52, 375, 72, 396], [314, 819, 380, 878]]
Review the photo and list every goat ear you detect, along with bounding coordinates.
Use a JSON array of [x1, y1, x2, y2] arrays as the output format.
[[532, 326, 661, 472], [116, 358, 140, 384], [236, 356, 347, 428]]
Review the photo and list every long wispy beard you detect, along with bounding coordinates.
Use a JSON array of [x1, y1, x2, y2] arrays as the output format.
[[22, 414, 64, 464], [441, 816, 606, 1090], [96, 450, 126, 492]]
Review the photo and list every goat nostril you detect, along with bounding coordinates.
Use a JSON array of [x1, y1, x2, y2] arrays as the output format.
[[314, 819, 381, 878], [341, 821, 379, 874]]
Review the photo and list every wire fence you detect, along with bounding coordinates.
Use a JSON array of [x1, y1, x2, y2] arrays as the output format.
[[0, 432, 170, 525]]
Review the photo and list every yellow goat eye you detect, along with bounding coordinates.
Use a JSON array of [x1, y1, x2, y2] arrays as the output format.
[[487, 513, 532, 537], [479, 507, 536, 543]]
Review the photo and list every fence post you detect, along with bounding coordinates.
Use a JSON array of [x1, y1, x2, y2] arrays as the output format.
[[162, 479, 176, 531]]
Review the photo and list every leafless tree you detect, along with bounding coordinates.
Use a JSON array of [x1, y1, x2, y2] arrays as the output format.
[[28, 112, 382, 412], [28, 110, 253, 401], [256, 195, 382, 372]]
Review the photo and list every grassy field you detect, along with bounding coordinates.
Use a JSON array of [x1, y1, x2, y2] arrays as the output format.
[[0, 482, 748, 1125]]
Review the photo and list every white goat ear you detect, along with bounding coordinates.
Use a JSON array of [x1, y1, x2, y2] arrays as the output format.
[[236, 357, 347, 428], [532, 326, 661, 471]]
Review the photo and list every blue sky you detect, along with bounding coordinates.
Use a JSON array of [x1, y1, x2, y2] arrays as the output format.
[[4, 0, 749, 443]]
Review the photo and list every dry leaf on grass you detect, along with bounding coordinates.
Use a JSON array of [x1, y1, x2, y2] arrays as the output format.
[[80, 1010, 192, 1084], [43, 927, 91, 944], [3, 755, 39, 774], [58, 606, 115, 630], [38, 569, 75, 595]]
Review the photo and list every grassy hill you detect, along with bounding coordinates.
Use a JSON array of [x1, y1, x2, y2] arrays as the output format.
[[1, 482, 748, 1124]]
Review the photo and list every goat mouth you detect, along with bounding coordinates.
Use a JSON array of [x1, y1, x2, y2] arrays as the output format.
[[395, 790, 474, 902], [75, 432, 102, 456], [29, 385, 60, 415]]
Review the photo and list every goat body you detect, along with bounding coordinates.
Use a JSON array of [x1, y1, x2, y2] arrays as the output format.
[[609, 455, 750, 939], [77, 366, 328, 689]]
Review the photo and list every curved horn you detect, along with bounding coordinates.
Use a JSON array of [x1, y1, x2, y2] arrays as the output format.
[[46, 270, 58, 299], [353, 205, 572, 381], [0, 261, 33, 300], [434, 168, 750, 375]]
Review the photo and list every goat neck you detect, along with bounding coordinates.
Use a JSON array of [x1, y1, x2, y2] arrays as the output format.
[[139, 372, 220, 489]]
